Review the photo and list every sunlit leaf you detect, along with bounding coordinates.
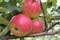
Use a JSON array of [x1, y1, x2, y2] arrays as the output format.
[[52, 0, 57, 6], [17, 0, 23, 4], [0, 7, 10, 13], [0, 16, 8, 25], [46, 13, 52, 22], [0, 0, 3, 3]]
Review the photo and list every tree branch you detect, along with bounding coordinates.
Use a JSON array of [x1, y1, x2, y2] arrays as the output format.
[[40, 0, 48, 31], [46, 22, 60, 31], [0, 31, 57, 39], [28, 31, 57, 37]]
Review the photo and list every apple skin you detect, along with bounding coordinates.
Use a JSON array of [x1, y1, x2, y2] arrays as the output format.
[[22, 0, 42, 19], [32, 19, 44, 34], [8, 14, 32, 37]]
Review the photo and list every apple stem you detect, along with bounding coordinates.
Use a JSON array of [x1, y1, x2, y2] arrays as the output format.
[[39, 0, 48, 31]]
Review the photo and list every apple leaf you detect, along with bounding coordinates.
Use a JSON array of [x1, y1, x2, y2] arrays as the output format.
[[46, 13, 52, 22], [55, 6, 60, 13], [1, 10, 21, 21], [0, 16, 9, 36], [0, 0, 3, 3], [52, 0, 57, 6], [47, 0, 57, 8], [47, 1, 52, 8], [0, 26, 9, 36], [0, 16, 9, 25], [0, 7, 10, 13], [9, 0, 17, 6], [0, 1, 20, 12], [0, 1, 8, 8], [17, 0, 23, 4], [51, 6, 60, 14]]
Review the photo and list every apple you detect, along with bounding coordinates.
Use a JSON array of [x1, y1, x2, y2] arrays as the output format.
[[22, 0, 42, 19], [32, 19, 44, 34], [8, 14, 32, 37]]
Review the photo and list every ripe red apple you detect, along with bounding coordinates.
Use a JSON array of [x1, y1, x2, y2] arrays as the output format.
[[8, 14, 32, 37], [32, 19, 44, 34], [22, 0, 42, 19]]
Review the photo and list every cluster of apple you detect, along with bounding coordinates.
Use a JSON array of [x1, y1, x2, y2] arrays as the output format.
[[8, 0, 44, 37]]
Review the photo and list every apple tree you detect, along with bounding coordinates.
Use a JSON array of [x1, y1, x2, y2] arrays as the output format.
[[0, 0, 60, 40]]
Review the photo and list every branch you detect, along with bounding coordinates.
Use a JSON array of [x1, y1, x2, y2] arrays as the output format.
[[28, 31, 57, 37], [0, 31, 57, 39], [40, 0, 48, 31], [46, 22, 60, 31]]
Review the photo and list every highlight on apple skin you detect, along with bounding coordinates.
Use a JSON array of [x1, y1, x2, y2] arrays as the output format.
[[8, 14, 33, 37], [22, 0, 42, 19]]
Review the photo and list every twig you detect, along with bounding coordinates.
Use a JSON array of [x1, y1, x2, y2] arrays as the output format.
[[40, 0, 48, 31], [46, 22, 60, 31]]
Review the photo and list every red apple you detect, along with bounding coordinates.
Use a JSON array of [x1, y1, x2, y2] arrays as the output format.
[[22, 0, 42, 19], [32, 19, 44, 34], [8, 14, 32, 37]]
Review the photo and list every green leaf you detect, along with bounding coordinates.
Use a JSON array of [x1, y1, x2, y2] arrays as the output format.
[[55, 6, 60, 13], [0, 16, 9, 36], [0, 16, 8, 25], [17, 0, 23, 4], [0, 26, 9, 36], [0, 1, 20, 12], [47, 0, 57, 8], [2, 10, 21, 21], [0, 7, 10, 13], [47, 2, 52, 8], [9, 0, 17, 6], [0, 0, 3, 3], [0, 1, 8, 8], [51, 6, 60, 13], [52, 0, 57, 6], [46, 13, 52, 22]]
